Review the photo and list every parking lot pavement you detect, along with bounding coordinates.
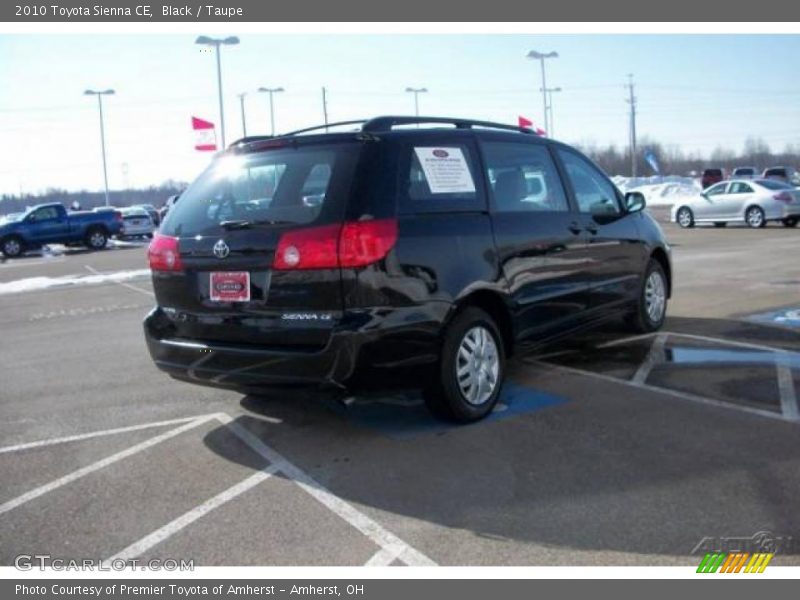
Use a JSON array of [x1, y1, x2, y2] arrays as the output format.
[[0, 222, 798, 566]]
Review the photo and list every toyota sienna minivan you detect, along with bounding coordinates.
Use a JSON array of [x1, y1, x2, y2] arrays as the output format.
[[144, 116, 672, 422]]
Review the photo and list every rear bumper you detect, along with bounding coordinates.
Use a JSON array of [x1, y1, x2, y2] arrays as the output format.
[[143, 305, 445, 392]]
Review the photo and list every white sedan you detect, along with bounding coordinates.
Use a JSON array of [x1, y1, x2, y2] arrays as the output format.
[[117, 207, 155, 238], [671, 179, 800, 228]]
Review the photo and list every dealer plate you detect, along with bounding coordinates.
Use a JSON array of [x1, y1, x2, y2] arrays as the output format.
[[209, 271, 251, 302]]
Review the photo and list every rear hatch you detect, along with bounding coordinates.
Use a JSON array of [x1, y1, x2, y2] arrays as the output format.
[[151, 140, 364, 349]]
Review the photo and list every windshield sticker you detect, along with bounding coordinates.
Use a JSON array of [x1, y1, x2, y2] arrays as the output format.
[[414, 147, 476, 194]]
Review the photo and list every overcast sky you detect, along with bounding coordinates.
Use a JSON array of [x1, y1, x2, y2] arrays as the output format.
[[1, 34, 799, 195]]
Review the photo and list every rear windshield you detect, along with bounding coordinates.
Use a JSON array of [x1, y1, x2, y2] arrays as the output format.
[[763, 168, 787, 177], [704, 169, 722, 176], [161, 143, 360, 237], [756, 179, 792, 190], [734, 168, 754, 174]]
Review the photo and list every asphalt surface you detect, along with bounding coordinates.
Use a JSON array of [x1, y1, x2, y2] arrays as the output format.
[[0, 215, 798, 567]]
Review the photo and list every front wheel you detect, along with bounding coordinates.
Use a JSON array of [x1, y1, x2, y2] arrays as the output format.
[[424, 307, 506, 423], [782, 217, 798, 228], [626, 259, 668, 333], [676, 207, 694, 228], [745, 206, 766, 228]]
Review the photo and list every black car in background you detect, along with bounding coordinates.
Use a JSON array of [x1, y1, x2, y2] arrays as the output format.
[[144, 116, 672, 422]]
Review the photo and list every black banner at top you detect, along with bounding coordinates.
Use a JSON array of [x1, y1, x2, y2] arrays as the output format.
[[4, 0, 800, 22]]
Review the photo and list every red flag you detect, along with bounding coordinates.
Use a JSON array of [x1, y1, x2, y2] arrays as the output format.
[[192, 116, 217, 151], [518, 115, 546, 136]]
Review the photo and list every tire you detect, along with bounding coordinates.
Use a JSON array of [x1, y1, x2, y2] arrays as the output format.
[[85, 227, 108, 250], [713, 222, 727, 228], [676, 206, 694, 228], [423, 307, 506, 423], [782, 217, 798, 228], [625, 259, 668, 333], [745, 206, 766, 228], [1, 235, 24, 258]]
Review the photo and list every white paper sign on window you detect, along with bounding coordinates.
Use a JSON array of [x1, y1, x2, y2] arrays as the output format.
[[414, 147, 476, 194]]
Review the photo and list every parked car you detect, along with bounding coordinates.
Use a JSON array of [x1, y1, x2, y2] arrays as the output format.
[[134, 204, 161, 227], [672, 179, 800, 228], [118, 207, 155, 239], [0, 203, 123, 258], [701, 168, 725, 189], [159, 194, 181, 221], [144, 116, 672, 422], [731, 167, 757, 179], [762, 166, 799, 186]]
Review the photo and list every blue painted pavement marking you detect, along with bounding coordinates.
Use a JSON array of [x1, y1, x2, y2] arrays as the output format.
[[321, 380, 568, 440]]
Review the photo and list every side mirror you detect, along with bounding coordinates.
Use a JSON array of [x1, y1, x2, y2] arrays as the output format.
[[624, 191, 646, 213]]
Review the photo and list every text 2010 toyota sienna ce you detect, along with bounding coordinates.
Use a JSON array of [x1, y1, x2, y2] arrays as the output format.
[[144, 116, 672, 422]]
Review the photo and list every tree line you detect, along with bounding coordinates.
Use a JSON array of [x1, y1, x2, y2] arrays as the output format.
[[578, 137, 799, 177], [0, 181, 188, 216]]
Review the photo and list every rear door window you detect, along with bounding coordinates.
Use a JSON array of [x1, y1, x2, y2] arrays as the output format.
[[729, 182, 754, 194], [398, 141, 486, 214], [481, 141, 569, 213], [161, 143, 359, 237]]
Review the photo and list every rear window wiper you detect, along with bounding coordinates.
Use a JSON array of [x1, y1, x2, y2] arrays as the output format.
[[219, 218, 296, 230], [219, 219, 252, 230]]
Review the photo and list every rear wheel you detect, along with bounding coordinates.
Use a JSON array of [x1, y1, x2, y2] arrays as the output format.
[[782, 217, 798, 228], [745, 206, 766, 228], [424, 307, 505, 423], [626, 259, 668, 333], [85, 228, 108, 250], [676, 207, 694, 228], [1, 236, 23, 258]]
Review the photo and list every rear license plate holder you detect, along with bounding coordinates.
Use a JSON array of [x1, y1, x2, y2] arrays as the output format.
[[209, 271, 251, 302]]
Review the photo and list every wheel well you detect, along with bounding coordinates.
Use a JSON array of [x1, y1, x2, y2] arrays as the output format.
[[453, 290, 515, 357], [650, 248, 672, 297], [86, 225, 108, 236]]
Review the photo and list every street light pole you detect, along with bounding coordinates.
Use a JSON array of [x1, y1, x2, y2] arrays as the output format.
[[84, 89, 115, 207], [195, 35, 240, 149], [540, 86, 562, 137], [258, 87, 285, 136], [526, 50, 559, 133], [405, 87, 428, 117], [238, 92, 248, 137]]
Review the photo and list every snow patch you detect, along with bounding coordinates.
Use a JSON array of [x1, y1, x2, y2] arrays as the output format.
[[0, 269, 151, 296], [613, 175, 702, 207]]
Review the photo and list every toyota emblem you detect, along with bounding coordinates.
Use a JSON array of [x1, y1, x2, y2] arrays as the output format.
[[213, 239, 230, 259]]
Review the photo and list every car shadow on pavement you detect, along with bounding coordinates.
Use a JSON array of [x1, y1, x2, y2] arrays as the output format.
[[201, 316, 800, 560]]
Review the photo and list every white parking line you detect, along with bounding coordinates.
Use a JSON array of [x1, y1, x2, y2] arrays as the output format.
[[0, 416, 215, 516], [631, 334, 667, 385], [529, 359, 793, 424], [0, 415, 214, 455], [84, 265, 154, 297], [216, 413, 437, 566], [364, 546, 403, 566], [776, 363, 799, 421], [105, 464, 280, 565]]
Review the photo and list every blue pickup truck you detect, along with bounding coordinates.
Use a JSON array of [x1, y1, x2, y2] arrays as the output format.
[[0, 203, 123, 258]]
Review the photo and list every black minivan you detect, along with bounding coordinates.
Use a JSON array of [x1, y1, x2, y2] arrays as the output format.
[[145, 116, 671, 422]]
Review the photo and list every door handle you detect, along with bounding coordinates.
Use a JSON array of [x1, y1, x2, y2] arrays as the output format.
[[585, 224, 599, 235], [568, 222, 582, 235]]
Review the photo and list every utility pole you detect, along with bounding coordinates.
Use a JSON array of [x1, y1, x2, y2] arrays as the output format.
[[322, 87, 329, 130], [626, 74, 638, 177]]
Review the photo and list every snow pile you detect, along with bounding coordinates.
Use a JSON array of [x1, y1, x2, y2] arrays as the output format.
[[0, 269, 150, 296], [612, 176, 702, 207]]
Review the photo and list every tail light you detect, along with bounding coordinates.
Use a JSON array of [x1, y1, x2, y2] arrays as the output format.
[[148, 233, 183, 272], [273, 219, 398, 271], [113, 211, 123, 222], [774, 192, 793, 203]]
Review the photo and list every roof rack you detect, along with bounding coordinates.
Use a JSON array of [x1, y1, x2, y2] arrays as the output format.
[[362, 116, 537, 135], [227, 115, 536, 149]]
